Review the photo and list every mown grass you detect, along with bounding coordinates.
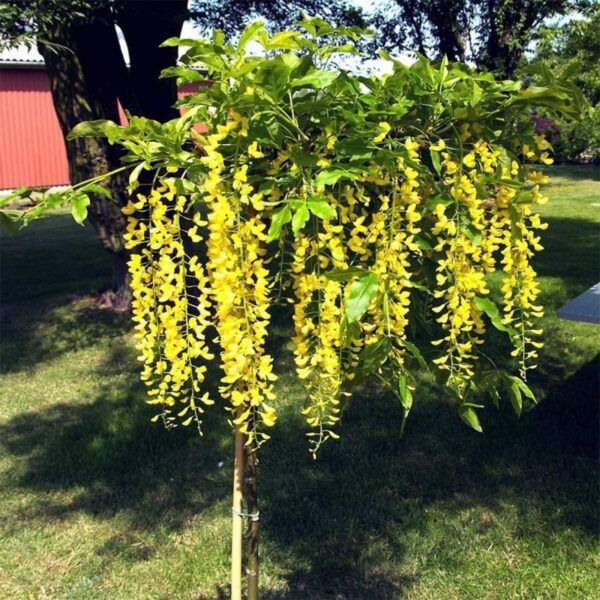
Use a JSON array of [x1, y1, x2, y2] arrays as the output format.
[[0, 165, 598, 599]]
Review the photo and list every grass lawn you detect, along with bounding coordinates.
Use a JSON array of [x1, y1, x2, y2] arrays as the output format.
[[0, 165, 599, 599]]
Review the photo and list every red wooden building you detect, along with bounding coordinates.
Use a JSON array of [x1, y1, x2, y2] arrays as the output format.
[[0, 48, 197, 190], [0, 51, 70, 190]]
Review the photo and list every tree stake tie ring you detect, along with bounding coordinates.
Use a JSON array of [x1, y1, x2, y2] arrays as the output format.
[[232, 507, 260, 522]]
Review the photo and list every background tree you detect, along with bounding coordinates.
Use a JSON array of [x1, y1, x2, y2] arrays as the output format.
[[189, 0, 365, 37], [0, 1, 187, 309], [371, 0, 583, 77], [530, 3, 599, 161]]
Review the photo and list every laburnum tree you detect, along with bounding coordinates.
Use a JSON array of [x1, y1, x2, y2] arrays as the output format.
[[2, 17, 587, 600]]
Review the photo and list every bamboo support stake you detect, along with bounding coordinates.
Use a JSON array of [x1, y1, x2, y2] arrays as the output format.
[[231, 427, 245, 600], [245, 447, 259, 600]]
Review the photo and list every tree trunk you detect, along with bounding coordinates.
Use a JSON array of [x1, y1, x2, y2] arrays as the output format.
[[39, 12, 132, 309], [231, 426, 245, 600], [38, 3, 186, 310], [428, 0, 467, 62], [115, 1, 187, 122]]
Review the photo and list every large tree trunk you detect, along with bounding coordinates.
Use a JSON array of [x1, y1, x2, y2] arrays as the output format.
[[481, 0, 543, 78], [39, 12, 132, 309], [115, 1, 187, 122], [38, 2, 186, 310], [427, 0, 467, 62]]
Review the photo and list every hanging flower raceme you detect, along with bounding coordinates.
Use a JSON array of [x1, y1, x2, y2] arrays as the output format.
[[123, 182, 215, 431]]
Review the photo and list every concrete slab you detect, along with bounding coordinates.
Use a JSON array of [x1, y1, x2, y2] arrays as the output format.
[[558, 282, 600, 325]]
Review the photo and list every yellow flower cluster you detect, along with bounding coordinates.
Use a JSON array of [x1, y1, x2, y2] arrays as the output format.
[[499, 196, 547, 379], [428, 138, 549, 392], [369, 166, 422, 366], [119, 108, 552, 451], [123, 182, 214, 430], [431, 201, 488, 395], [291, 233, 345, 457], [202, 118, 277, 447]]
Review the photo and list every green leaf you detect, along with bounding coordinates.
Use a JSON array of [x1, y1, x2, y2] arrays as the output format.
[[489, 386, 501, 410], [71, 193, 90, 225], [159, 66, 206, 84], [474, 296, 516, 336], [398, 375, 413, 411], [68, 120, 118, 140], [291, 204, 310, 234], [291, 69, 337, 90], [414, 235, 433, 251], [458, 405, 483, 433], [509, 204, 523, 240], [515, 190, 534, 204], [506, 375, 536, 410], [507, 380, 523, 417], [159, 37, 181, 47], [84, 184, 112, 199], [267, 206, 292, 242], [238, 21, 267, 52], [430, 150, 441, 175], [307, 198, 337, 220], [0, 210, 20, 233], [398, 374, 413, 436], [160, 37, 198, 48], [361, 336, 392, 371], [336, 138, 373, 161], [346, 273, 378, 323], [461, 220, 482, 245], [129, 162, 146, 187], [514, 378, 536, 403], [324, 267, 370, 282], [0, 186, 30, 209], [313, 169, 356, 188], [339, 317, 361, 347], [404, 341, 428, 370], [266, 31, 302, 50], [319, 43, 361, 59]]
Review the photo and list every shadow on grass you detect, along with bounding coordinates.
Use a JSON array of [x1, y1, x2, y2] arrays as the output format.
[[1, 211, 122, 375], [258, 383, 597, 598], [534, 354, 600, 459], [544, 164, 600, 182], [0, 297, 133, 375], [0, 340, 231, 534], [0, 327, 597, 598], [535, 216, 600, 297]]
